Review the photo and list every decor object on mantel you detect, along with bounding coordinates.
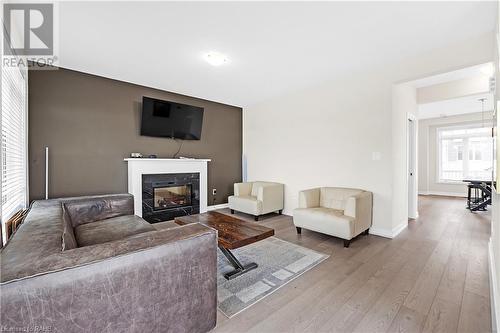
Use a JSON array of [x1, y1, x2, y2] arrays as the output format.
[[228, 181, 284, 221], [293, 187, 373, 248], [124, 158, 210, 222], [216, 236, 328, 318]]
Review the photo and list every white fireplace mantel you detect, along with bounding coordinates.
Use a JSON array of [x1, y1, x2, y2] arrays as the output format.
[[124, 158, 211, 217]]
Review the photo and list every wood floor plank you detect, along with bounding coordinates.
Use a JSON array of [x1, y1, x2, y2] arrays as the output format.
[[427, 219, 469, 311], [464, 239, 490, 299], [215, 301, 277, 333], [296, 239, 410, 332], [245, 259, 359, 333], [351, 241, 436, 333], [402, 241, 453, 314], [318, 248, 414, 332], [348, 236, 389, 263], [387, 306, 426, 333], [212, 196, 491, 333], [402, 219, 460, 315], [247, 239, 397, 332], [422, 296, 462, 333], [457, 291, 491, 333], [261, 256, 359, 310]]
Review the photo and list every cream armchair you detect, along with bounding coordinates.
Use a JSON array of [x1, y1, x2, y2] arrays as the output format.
[[293, 187, 373, 247], [228, 182, 284, 221]]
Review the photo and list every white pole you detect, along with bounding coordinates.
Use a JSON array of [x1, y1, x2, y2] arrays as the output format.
[[45, 147, 49, 200]]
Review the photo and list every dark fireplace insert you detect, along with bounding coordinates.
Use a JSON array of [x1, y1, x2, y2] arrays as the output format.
[[142, 173, 200, 223], [154, 185, 192, 210]]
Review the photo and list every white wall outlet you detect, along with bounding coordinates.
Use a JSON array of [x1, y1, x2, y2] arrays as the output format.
[[212, 189, 217, 195]]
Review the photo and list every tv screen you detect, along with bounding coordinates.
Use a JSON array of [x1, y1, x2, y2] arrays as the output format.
[[141, 97, 204, 140]]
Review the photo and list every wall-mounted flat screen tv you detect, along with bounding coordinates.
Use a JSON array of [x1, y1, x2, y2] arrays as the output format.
[[141, 97, 204, 140]]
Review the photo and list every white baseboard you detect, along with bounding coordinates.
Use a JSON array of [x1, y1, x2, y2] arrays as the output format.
[[370, 220, 407, 239], [392, 221, 408, 237], [489, 239, 499, 332], [418, 190, 466, 198], [207, 203, 229, 211], [369, 227, 393, 238], [409, 211, 419, 220]]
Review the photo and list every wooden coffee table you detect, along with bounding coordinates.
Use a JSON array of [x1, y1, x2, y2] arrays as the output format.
[[175, 211, 275, 280]]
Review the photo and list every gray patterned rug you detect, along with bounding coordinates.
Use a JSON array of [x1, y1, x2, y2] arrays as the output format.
[[217, 237, 329, 318]]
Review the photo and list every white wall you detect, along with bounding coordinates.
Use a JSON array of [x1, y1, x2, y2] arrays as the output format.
[[245, 71, 393, 233], [392, 83, 418, 232], [244, 31, 494, 238], [417, 75, 490, 104], [418, 112, 494, 197]]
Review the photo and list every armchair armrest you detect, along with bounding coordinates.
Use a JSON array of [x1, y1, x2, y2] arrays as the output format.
[[344, 191, 373, 235], [298, 188, 320, 208], [257, 183, 284, 213], [234, 182, 253, 196]]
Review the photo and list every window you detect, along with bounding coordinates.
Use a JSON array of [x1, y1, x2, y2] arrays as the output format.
[[438, 124, 493, 182], [1, 63, 28, 243]]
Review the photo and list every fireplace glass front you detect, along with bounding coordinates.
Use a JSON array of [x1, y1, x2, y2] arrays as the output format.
[[154, 185, 192, 210]]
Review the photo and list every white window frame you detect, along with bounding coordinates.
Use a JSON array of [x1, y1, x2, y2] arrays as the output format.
[[436, 122, 493, 184]]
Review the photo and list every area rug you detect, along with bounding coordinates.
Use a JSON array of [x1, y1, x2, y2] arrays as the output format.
[[217, 237, 329, 318]]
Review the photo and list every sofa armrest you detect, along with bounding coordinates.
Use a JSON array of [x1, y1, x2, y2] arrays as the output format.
[[0, 223, 217, 332], [344, 191, 373, 235], [234, 182, 253, 196], [63, 194, 134, 227], [4, 223, 214, 281], [298, 188, 320, 208], [257, 183, 284, 213]]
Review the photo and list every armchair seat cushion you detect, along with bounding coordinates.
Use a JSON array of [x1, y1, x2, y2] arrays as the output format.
[[75, 215, 155, 247], [228, 195, 262, 215], [294, 207, 354, 240]]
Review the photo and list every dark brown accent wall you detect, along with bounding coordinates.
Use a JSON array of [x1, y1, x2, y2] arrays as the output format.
[[28, 67, 242, 205]]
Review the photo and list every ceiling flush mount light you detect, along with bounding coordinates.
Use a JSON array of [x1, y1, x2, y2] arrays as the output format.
[[204, 51, 228, 66]]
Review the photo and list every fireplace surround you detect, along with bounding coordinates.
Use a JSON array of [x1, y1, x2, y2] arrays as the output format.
[[142, 173, 200, 223], [125, 158, 210, 220]]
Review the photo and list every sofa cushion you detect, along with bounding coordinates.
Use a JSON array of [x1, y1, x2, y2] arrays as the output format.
[[250, 183, 261, 197], [63, 194, 134, 227], [320, 188, 364, 210], [293, 207, 354, 240], [61, 206, 77, 251], [250, 181, 279, 197], [228, 195, 262, 215], [0, 195, 135, 283], [74, 215, 155, 247]]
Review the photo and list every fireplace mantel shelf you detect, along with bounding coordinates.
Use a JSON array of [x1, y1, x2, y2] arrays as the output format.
[[124, 158, 211, 162]]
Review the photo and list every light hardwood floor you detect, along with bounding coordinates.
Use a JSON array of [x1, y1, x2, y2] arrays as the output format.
[[213, 195, 492, 333]]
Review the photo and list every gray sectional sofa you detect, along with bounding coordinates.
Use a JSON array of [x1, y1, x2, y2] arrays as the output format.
[[0, 194, 217, 333]]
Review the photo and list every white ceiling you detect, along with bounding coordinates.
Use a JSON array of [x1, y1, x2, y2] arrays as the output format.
[[418, 93, 494, 120], [56, 1, 497, 107]]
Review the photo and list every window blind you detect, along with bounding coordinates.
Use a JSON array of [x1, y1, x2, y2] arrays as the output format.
[[1, 64, 27, 232]]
